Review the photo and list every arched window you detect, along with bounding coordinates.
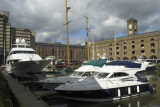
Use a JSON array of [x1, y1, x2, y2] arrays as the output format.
[[109, 57, 113, 60], [116, 57, 120, 60], [123, 57, 129, 60], [150, 55, 157, 59], [142, 56, 147, 59], [131, 56, 137, 61]]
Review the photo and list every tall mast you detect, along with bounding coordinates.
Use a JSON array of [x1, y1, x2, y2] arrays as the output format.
[[65, 0, 70, 66], [114, 27, 116, 60], [86, 16, 89, 61]]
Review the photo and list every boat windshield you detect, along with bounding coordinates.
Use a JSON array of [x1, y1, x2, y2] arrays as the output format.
[[70, 72, 79, 76], [91, 72, 109, 79], [76, 72, 85, 77], [10, 51, 35, 55], [81, 72, 93, 77]]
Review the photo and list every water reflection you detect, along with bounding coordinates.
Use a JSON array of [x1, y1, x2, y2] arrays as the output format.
[[46, 70, 160, 107]]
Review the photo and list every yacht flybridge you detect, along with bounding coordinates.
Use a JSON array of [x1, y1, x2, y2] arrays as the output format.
[[55, 61, 153, 102], [6, 39, 50, 78]]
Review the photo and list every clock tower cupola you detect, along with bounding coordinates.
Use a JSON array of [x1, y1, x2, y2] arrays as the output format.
[[127, 18, 138, 36]]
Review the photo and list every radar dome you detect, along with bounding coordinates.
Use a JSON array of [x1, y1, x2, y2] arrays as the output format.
[[21, 39, 26, 44], [16, 39, 20, 44]]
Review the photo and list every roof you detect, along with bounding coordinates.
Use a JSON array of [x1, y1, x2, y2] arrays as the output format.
[[83, 59, 107, 67], [105, 61, 141, 68]]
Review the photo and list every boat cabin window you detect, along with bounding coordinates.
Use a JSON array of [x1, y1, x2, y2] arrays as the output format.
[[10, 51, 35, 55], [110, 72, 128, 78], [76, 72, 85, 77], [81, 72, 93, 77], [92, 72, 109, 79]]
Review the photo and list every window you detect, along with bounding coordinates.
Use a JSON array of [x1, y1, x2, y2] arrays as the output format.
[[132, 41, 135, 43], [124, 51, 127, 55], [141, 40, 144, 42], [132, 45, 135, 49], [94, 73, 109, 79], [109, 48, 112, 51], [110, 72, 128, 78], [116, 47, 119, 50], [151, 49, 155, 54], [124, 42, 126, 44], [124, 46, 127, 50], [109, 44, 112, 46], [109, 52, 112, 56], [141, 44, 144, 48], [132, 51, 135, 55], [116, 52, 119, 55], [141, 50, 145, 54], [151, 43, 155, 47], [116, 43, 119, 45], [151, 38, 154, 41]]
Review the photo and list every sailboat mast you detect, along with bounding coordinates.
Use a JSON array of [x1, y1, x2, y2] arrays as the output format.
[[86, 16, 89, 61], [114, 27, 116, 60], [65, 0, 70, 66]]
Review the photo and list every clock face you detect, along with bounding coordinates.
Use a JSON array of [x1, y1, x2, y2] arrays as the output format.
[[129, 24, 132, 29]]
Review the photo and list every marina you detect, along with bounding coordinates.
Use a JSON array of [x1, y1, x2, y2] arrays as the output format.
[[0, 60, 160, 107], [0, 0, 160, 107]]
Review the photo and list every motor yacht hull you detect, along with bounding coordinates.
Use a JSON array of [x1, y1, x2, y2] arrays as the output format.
[[38, 77, 81, 90], [56, 84, 153, 102], [6, 60, 50, 78]]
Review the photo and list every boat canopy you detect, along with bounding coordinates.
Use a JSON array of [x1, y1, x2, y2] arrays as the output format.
[[105, 61, 141, 68], [83, 59, 107, 67]]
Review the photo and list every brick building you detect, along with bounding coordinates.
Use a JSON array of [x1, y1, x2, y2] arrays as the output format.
[[90, 18, 160, 60], [35, 42, 88, 64]]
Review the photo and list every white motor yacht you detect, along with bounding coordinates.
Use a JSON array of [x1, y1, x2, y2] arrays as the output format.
[[55, 61, 153, 102], [38, 59, 107, 90], [5, 39, 50, 78]]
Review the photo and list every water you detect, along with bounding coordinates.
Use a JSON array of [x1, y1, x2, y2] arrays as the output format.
[[45, 70, 160, 107]]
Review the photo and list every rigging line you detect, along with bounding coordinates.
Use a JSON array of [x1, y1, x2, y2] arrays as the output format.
[[69, 10, 86, 17]]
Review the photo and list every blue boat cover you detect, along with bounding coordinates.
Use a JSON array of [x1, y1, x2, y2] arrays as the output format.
[[105, 61, 141, 68], [83, 59, 107, 67]]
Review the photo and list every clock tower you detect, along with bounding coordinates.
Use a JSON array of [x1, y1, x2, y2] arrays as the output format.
[[127, 18, 138, 36]]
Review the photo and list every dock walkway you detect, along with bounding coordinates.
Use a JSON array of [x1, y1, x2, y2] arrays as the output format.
[[2, 71, 49, 107]]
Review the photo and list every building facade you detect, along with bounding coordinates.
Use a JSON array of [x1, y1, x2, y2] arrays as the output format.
[[10, 28, 35, 49], [0, 11, 11, 64], [36, 42, 88, 64], [90, 18, 160, 60], [0, 11, 35, 65]]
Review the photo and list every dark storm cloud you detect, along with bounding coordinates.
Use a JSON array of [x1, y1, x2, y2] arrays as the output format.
[[0, 0, 160, 44]]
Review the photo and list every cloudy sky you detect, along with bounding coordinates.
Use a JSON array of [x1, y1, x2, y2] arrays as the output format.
[[1, 0, 160, 45]]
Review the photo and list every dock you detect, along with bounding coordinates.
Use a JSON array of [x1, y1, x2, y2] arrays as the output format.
[[2, 71, 49, 107]]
